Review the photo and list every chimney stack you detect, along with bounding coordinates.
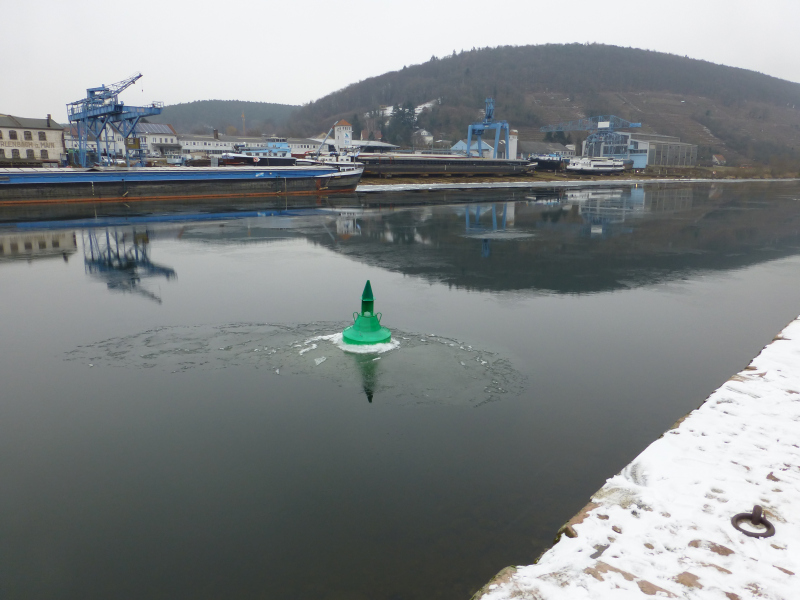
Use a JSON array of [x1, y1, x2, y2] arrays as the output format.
[[46, 114, 51, 127], [213, 128, 219, 140]]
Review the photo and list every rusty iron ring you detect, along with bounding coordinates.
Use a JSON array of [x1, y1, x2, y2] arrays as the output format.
[[731, 505, 775, 538]]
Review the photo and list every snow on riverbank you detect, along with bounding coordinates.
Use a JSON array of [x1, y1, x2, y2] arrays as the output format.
[[476, 317, 800, 599]]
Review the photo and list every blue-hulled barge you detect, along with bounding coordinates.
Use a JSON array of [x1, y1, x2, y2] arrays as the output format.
[[0, 164, 363, 205]]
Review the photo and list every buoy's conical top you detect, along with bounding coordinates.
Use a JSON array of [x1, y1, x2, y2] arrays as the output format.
[[361, 280, 374, 302], [343, 280, 391, 345]]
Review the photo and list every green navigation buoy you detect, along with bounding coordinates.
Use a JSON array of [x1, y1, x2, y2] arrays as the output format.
[[342, 280, 392, 345]]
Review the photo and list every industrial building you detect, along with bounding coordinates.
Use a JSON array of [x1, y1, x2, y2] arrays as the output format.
[[541, 115, 698, 168], [179, 131, 240, 156], [308, 121, 398, 154], [517, 141, 575, 160], [450, 139, 495, 157], [177, 121, 397, 158], [0, 114, 65, 166], [581, 131, 697, 168], [133, 123, 180, 158], [178, 132, 308, 156]]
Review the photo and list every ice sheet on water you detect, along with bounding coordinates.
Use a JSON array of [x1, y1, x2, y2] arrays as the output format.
[[357, 178, 731, 194], [66, 321, 523, 406], [307, 332, 400, 355], [461, 231, 535, 240]]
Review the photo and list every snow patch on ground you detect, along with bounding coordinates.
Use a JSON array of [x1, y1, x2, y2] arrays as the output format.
[[476, 316, 800, 600]]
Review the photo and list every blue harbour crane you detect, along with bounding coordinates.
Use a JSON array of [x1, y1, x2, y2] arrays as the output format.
[[540, 115, 641, 158], [67, 73, 163, 167], [466, 98, 510, 159]]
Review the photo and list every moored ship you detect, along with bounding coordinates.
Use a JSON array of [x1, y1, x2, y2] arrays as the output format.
[[565, 157, 624, 175], [356, 153, 535, 177], [530, 153, 565, 171], [218, 154, 297, 167], [218, 136, 296, 167], [0, 164, 363, 205]]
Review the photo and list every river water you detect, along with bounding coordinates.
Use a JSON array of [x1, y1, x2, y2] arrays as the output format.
[[2, 181, 800, 599]]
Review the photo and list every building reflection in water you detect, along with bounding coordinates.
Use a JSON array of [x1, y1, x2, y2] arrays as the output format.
[[0, 230, 78, 263], [83, 228, 176, 303], [554, 184, 695, 237], [336, 209, 363, 238]]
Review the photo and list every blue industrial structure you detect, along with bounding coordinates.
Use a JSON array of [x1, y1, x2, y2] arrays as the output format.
[[84, 228, 176, 304], [466, 98, 510, 159], [464, 203, 514, 257], [67, 73, 163, 167], [540, 116, 644, 166]]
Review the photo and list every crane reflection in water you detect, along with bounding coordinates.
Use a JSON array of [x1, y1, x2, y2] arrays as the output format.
[[464, 202, 529, 257], [83, 228, 176, 303]]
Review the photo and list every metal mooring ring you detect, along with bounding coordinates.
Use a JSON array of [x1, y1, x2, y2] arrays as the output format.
[[731, 505, 775, 538]]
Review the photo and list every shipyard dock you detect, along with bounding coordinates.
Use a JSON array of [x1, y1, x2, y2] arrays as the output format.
[[475, 317, 800, 599]]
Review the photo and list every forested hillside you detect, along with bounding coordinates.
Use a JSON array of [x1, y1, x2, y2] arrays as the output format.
[[150, 100, 298, 136], [287, 44, 800, 166]]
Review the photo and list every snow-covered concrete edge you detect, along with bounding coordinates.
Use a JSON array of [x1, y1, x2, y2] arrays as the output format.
[[473, 316, 800, 599], [356, 178, 797, 194]]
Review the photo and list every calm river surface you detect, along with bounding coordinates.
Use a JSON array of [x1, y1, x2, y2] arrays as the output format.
[[2, 181, 800, 599]]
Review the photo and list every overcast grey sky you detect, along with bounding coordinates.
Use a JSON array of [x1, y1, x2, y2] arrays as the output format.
[[2, 0, 798, 120]]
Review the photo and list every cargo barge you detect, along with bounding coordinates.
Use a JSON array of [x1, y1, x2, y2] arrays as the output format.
[[0, 165, 363, 205], [530, 153, 565, 171], [355, 153, 535, 177]]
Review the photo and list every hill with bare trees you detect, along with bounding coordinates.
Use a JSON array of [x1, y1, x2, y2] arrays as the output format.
[[286, 44, 800, 167], [150, 100, 298, 137]]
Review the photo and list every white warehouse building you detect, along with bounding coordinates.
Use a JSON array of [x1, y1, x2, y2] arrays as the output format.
[[0, 113, 65, 166]]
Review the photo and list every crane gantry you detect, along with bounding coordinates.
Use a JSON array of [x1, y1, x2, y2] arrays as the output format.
[[540, 115, 641, 158], [67, 73, 163, 167], [465, 98, 511, 159]]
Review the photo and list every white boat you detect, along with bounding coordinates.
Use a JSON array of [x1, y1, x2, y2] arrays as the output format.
[[565, 157, 624, 175]]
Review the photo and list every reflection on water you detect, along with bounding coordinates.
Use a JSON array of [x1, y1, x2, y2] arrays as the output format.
[[336, 209, 363, 238], [23, 180, 800, 306], [4, 181, 800, 600], [67, 322, 523, 407], [83, 228, 176, 303], [463, 203, 534, 257], [298, 182, 800, 294], [354, 352, 379, 402], [0, 230, 77, 262]]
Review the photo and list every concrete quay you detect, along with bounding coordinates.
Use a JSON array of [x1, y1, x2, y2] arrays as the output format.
[[474, 317, 800, 599]]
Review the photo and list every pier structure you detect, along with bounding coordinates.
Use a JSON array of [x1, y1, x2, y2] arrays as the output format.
[[466, 98, 511, 160], [67, 73, 163, 167], [475, 317, 800, 599]]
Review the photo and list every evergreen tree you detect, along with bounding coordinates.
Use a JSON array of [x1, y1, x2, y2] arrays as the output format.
[[386, 101, 416, 146], [351, 113, 362, 140]]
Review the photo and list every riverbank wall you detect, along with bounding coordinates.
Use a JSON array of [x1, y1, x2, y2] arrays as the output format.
[[474, 316, 800, 599]]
